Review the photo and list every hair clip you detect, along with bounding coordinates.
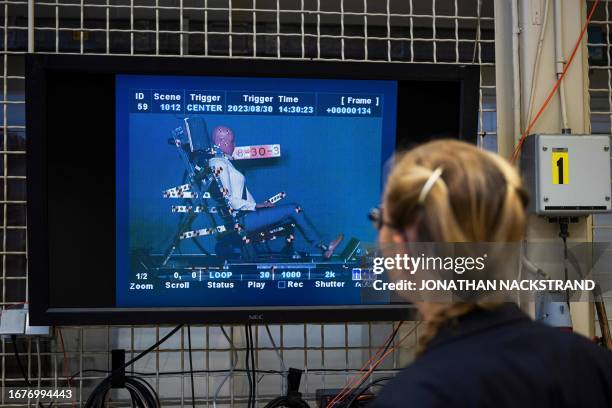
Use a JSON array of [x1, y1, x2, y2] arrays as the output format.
[[418, 167, 444, 204]]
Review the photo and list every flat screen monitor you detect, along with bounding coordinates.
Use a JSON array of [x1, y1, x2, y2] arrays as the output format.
[[26, 54, 479, 325]]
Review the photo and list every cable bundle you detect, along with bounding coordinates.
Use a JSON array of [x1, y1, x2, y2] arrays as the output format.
[[326, 321, 421, 408], [510, 0, 600, 164], [83, 375, 160, 408], [341, 377, 393, 408]]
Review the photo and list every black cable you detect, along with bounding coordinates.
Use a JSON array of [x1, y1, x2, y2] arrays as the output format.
[[10, 335, 47, 408], [339, 324, 402, 407], [380, 324, 401, 355], [11, 334, 30, 386], [245, 324, 254, 408], [249, 324, 257, 408], [263, 368, 310, 408], [116, 324, 183, 379], [71, 368, 285, 381], [187, 325, 196, 408], [559, 221, 571, 307], [250, 325, 257, 408], [343, 377, 393, 408], [264, 396, 310, 408], [71, 367, 401, 382], [84, 324, 183, 408], [85, 375, 160, 408]]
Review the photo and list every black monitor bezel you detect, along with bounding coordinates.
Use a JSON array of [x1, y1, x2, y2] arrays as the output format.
[[26, 53, 479, 325]]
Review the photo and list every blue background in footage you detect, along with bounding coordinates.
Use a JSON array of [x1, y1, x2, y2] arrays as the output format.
[[115, 74, 397, 308]]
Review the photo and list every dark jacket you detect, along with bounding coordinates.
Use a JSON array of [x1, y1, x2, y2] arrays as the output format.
[[370, 303, 612, 408]]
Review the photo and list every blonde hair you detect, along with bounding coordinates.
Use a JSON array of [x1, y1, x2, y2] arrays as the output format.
[[383, 139, 528, 354]]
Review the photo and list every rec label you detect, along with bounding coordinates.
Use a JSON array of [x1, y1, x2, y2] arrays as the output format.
[[552, 148, 569, 185]]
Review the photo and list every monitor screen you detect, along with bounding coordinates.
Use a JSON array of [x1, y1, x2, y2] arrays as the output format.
[[115, 75, 396, 308], [27, 55, 478, 324]]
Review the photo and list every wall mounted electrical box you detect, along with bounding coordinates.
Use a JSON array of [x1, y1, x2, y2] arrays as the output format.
[[521, 134, 611, 216]]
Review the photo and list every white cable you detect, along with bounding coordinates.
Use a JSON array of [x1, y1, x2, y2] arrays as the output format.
[[264, 325, 286, 373], [213, 326, 239, 408], [522, 255, 549, 279], [553, 0, 569, 131], [471, 0, 481, 63], [526, 0, 551, 128], [36, 338, 42, 406], [264, 324, 287, 394]]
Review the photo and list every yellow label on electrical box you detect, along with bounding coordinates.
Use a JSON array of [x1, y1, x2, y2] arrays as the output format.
[[551, 148, 569, 185]]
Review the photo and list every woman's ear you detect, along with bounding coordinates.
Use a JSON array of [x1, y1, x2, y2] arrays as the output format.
[[391, 231, 404, 244]]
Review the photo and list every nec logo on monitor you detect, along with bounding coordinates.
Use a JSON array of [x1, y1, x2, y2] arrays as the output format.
[[249, 314, 265, 321]]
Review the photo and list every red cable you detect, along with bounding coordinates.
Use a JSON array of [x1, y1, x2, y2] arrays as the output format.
[[325, 322, 403, 408], [57, 328, 77, 408], [57, 328, 72, 387], [510, 0, 600, 164], [3, 301, 28, 309], [325, 325, 399, 408], [328, 322, 420, 408]]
